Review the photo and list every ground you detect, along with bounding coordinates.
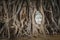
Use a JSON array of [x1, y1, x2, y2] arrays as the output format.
[[0, 35, 60, 40]]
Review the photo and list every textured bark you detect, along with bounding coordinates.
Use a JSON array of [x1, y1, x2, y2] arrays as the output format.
[[0, 0, 60, 39]]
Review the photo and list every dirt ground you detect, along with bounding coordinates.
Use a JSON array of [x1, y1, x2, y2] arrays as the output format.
[[0, 35, 60, 40]]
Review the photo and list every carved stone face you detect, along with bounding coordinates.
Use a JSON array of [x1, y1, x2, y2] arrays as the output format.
[[35, 11, 43, 24]]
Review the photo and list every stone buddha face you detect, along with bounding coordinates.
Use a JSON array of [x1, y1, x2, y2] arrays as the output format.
[[35, 11, 42, 24]]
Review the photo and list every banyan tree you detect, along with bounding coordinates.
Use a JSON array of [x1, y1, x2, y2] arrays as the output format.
[[0, 0, 60, 40]]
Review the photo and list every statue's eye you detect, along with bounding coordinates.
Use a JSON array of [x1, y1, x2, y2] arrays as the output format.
[[35, 11, 43, 24]]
